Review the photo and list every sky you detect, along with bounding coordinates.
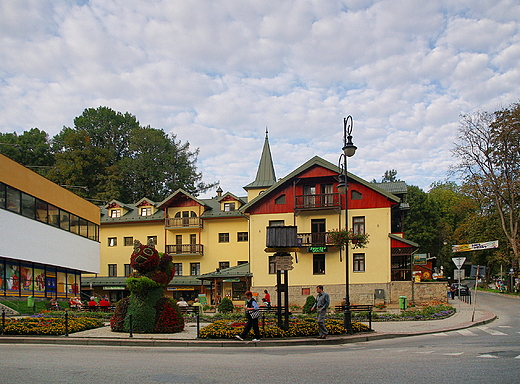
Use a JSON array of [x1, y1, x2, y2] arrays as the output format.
[[1, 0, 519, 199]]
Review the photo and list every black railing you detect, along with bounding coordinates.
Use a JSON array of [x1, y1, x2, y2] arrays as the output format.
[[295, 193, 341, 210], [165, 244, 204, 255]]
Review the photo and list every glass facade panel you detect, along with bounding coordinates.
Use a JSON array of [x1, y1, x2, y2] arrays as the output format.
[[36, 199, 48, 223], [5, 260, 20, 296], [48, 204, 59, 227], [60, 210, 70, 230], [70, 214, 80, 234], [79, 218, 88, 237], [6, 186, 21, 213], [21, 193, 35, 218], [33, 266, 46, 297], [0, 182, 5, 209], [57, 269, 67, 298]]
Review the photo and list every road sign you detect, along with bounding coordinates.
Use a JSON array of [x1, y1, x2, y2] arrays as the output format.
[[452, 257, 466, 269], [276, 255, 294, 271]]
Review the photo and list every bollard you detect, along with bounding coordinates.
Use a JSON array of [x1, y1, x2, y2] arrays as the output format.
[[65, 309, 69, 337], [196, 310, 200, 338], [1, 308, 5, 335], [129, 314, 133, 337]]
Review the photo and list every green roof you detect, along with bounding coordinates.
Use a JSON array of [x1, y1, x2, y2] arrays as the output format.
[[198, 263, 251, 280]]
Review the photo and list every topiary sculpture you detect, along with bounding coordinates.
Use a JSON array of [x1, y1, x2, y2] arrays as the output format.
[[110, 239, 184, 333]]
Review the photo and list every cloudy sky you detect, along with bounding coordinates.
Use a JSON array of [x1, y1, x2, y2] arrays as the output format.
[[1, 0, 519, 199]]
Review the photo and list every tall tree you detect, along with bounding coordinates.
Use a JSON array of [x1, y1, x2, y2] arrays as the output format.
[[0, 128, 54, 170], [452, 102, 520, 270], [47, 106, 216, 203]]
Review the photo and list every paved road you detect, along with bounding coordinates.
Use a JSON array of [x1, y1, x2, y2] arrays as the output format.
[[0, 291, 518, 383]]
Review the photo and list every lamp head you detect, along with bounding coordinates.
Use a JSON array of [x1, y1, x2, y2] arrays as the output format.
[[342, 135, 357, 157], [337, 173, 347, 194]]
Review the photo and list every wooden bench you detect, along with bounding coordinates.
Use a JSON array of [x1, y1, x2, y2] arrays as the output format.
[[335, 304, 373, 330]]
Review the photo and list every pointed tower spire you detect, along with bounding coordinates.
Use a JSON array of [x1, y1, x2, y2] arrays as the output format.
[[244, 128, 276, 190]]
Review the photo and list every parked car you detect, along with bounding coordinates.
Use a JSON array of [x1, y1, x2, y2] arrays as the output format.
[[451, 283, 470, 296]]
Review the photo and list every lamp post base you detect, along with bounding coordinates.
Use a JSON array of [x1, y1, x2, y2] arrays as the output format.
[[344, 308, 353, 335]]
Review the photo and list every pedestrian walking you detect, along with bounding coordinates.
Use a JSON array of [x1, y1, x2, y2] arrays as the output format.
[[311, 285, 330, 339], [235, 291, 261, 342]]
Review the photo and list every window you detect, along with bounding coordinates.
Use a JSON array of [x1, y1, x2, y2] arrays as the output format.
[[219, 262, 230, 270], [0, 182, 5, 209], [353, 253, 365, 272], [70, 214, 80, 234], [321, 184, 333, 205], [352, 190, 363, 200], [108, 264, 117, 277], [224, 202, 235, 212], [232, 281, 247, 301], [313, 254, 325, 274], [21, 192, 35, 218], [108, 237, 117, 247], [110, 209, 121, 218], [269, 255, 277, 274], [140, 207, 152, 216], [147, 236, 157, 246], [219, 233, 229, 243], [190, 262, 200, 276], [275, 194, 286, 205], [303, 185, 316, 207], [124, 264, 132, 277], [353, 217, 365, 235], [269, 220, 284, 227], [36, 199, 48, 223], [59, 210, 70, 230], [6, 186, 20, 213], [237, 232, 248, 242], [173, 263, 183, 276], [311, 219, 326, 245], [48, 204, 59, 227]]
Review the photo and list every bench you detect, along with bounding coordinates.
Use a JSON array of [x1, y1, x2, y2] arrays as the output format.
[[335, 304, 373, 330]]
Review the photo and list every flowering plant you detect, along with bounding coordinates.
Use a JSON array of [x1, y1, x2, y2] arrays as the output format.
[[327, 228, 370, 249]]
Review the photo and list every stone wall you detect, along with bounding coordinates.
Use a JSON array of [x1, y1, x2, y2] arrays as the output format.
[[252, 281, 448, 307]]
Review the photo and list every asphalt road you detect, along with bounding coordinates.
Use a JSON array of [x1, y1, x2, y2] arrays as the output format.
[[1, 291, 518, 384]]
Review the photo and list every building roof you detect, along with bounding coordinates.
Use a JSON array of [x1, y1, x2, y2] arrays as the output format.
[[389, 233, 419, 248], [197, 262, 252, 280], [101, 199, 163, 224], [244, 130, 277, 190], [371, 181, 408, 195], [241, 155, 401, 212]]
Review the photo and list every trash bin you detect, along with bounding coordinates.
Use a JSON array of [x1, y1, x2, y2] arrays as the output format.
[[399, 296, 408, 310], [27, 295, 35, 310]]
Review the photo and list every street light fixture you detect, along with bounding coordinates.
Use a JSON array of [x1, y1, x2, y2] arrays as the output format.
[[339, 115, 356, 334]]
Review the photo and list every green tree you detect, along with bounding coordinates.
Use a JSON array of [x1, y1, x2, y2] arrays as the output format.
[[371, 169, 401, 183], [452, 102, 520, 271], [47, 107, 216, 202], [0, 128, 54, 170]]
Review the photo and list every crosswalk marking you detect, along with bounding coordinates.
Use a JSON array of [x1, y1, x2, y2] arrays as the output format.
[[432, 332, 449, 336], [457, 329, 477, 336], [477, 326, 507, 336], [478, 354, 498, 358], [415, 351, 434, 354], [443, 352, 464, 356], [498, 325, 512, 328], [515, 355, 520, 359]]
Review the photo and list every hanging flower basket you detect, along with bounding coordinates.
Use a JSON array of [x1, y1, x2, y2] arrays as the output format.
[[326, 228, 370, 249]]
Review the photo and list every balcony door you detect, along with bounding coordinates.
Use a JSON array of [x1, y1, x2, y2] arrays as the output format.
[[311, 219, 326, 245], [303, 185, 316, 207]]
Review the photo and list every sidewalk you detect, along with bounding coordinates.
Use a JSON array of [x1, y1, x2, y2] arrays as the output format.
[[0, 299, 495, 348]]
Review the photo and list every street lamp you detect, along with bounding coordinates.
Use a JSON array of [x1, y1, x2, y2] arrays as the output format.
[[338, 115, 357, 334]]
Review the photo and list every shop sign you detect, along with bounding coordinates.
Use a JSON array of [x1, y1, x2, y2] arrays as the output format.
[[167, 286, 195, 291], [103, 286, 125, 290], [222, 278, 240, 282], [309, 246, 327, 253]]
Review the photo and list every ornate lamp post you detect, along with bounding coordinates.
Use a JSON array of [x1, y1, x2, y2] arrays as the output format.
[[336, 115, 357, 334]]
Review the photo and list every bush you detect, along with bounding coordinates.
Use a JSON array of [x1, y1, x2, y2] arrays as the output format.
[[3, 316, 103, 335], [302, 295, 316, 314], [218, 297, 234, 313]]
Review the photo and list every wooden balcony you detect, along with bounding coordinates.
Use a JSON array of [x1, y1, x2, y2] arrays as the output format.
[[165, 244, 204, 256], [294, 193, 341, 212], [165, 217, 202, 229], [297, 232, 328, 246]]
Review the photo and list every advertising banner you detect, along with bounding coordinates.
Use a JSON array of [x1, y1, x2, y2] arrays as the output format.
[[452, 240, 498, 253]]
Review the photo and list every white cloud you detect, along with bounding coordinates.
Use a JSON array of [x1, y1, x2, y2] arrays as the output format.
[[1, 0, 519, 198]]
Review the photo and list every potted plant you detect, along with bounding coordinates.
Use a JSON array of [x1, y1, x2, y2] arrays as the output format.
[[327, 228, 370, 249]]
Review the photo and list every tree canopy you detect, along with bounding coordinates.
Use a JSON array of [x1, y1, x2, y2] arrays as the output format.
[[1, 107, 216, 203]]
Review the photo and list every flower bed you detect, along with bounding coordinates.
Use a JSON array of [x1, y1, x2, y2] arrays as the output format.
[[2, 316, 103, 335], [199, 318, 370, 339]]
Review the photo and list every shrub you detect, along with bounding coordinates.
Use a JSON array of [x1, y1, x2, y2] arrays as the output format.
[[302, 295, 316, 314], [3, 316, 103, 335], [218, 297, 234, 313]]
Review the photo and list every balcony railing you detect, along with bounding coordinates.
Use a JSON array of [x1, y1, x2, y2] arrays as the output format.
[[165, 244, 204, 255], [165, 217, 202, 228], [294, 193, 341, 211], [297, 232, 328, 246]]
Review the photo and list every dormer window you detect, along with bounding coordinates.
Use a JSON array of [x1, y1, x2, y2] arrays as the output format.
[[224, 202, 235, 212], [140, 207, 152, 216], [110, 209, 121, 218]]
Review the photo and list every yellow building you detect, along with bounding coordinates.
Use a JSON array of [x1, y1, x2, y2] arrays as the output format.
[[87, 133, 417, 306], [0, 154, 100, 301]]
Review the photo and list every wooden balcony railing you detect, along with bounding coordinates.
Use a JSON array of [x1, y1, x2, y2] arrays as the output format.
[[165, 244, 204, 255], [165, 217, 202, 228], [297, 232, 328, 246], [294, 193, 341, 210]]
